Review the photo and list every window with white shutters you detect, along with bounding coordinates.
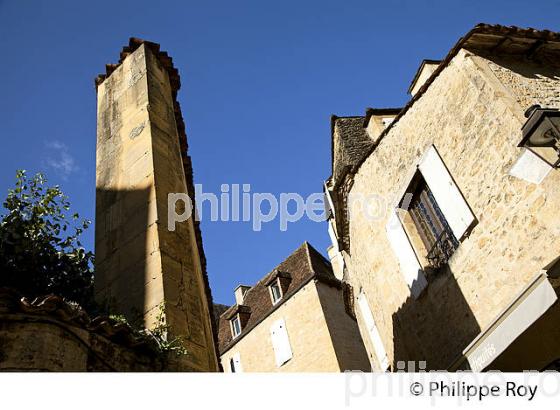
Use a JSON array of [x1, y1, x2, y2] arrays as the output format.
[[357, 292, 389, 371], [229, 352, 243, 373], [386, 210, 428, 299], [408, 175, 459, 269], [418, 145, 475, 241], [270, 318, 293, 367], [386, 145, 475, 295]]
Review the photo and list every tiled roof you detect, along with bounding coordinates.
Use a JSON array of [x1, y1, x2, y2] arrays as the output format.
[[330, 116, 373, 186], [213, 303, 230, 324], [0, 287, 153, 351], [407, 60, 441, 95], [349, 23, 560, 177], [217, 242, 339, 354], [94, 39, 218, 353]]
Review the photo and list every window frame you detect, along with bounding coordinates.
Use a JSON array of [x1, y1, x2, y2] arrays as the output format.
[[230, 314, 242, 339], [386, 144, 476, 297], [269, 278, 283, 305], [404, 172, 459, 270]]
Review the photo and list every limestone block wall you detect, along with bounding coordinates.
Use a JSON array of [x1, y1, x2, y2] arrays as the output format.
[[345, 48, 560, 369], [485, 54, 560, 109], [315, 282, 371, 371], [95, 43, 161, 326], [94, 43, 217, 371], [220, 281, 342, 372], [0, 315, 161, 371]]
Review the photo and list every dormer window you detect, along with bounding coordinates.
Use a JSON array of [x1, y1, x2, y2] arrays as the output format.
[[231, 314, 242, 338], [381, 117, 394, 128], [269, 279, 283, 305], [265, 270, 292, 305], [226, 305, 251, 339]]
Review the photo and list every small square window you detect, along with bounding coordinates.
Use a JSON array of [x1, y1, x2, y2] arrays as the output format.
[[231, 315, 242, 338], [270, 280, 282, 305]]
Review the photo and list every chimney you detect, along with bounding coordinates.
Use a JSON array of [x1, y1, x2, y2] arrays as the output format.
[[234, 285, 251, 305], [408, 59, 441, 97], [94, 40, 218, 371]]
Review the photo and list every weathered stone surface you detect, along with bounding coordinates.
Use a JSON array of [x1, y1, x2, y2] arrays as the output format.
[[218, 243, 370, 372], [220, 280, 370, 372], [95, 43, 218, 371], [340, 47, 560, 370]]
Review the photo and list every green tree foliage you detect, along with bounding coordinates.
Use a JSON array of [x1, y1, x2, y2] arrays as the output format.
[[0, 170, 94, 309]]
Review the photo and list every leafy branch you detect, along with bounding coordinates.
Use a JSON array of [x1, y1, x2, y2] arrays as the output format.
[[0, 170, 94, 309]]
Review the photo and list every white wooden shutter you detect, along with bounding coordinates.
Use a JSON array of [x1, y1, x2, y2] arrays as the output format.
[[357, 292, 389, 371], [232, 352, 243, 373], [270, 318, 293, 367], [418, 145, 475, 240], [324, 183, 336, 219], [328, 219, 338, 249], [386, 210, 427, 299]]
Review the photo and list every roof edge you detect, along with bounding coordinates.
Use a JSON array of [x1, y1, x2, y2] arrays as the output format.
[[363, 107, 403, 127], [407, 59, 442, 94], [218, 271, 341, 355], [352, 23, 560, 179]]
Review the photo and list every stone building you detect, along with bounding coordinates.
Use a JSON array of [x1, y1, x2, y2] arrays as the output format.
[[325, 24, 560, 371], [93, 39, 219, 371], [1, 39, 219, 372], [218, 242, 370, 372]]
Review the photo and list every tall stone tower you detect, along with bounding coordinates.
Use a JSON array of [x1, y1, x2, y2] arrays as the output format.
[[94, 39, 218, 371]]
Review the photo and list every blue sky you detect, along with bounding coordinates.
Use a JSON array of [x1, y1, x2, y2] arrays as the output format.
[[0, 0, 558, 305]]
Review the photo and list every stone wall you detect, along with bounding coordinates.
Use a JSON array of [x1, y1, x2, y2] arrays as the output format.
[[332, 117, 372, 184], [316, 282, 371, 371], [345, 48, 560, 369], [485, 54, 560, 109], [0, 314, 161, 371], [220, 280, 369, 372], [94, 43, 218, 371], [0, 289, 203, 371]]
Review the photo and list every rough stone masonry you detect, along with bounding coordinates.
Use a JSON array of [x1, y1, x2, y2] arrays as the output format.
[[94, 40, 218, 371]]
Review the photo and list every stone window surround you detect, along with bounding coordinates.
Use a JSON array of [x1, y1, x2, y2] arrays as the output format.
[[388, 143, 477, 295], [398, 171, 457, 273]]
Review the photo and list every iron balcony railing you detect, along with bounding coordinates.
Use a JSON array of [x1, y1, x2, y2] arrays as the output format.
[[426, 229, 459, 269]]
